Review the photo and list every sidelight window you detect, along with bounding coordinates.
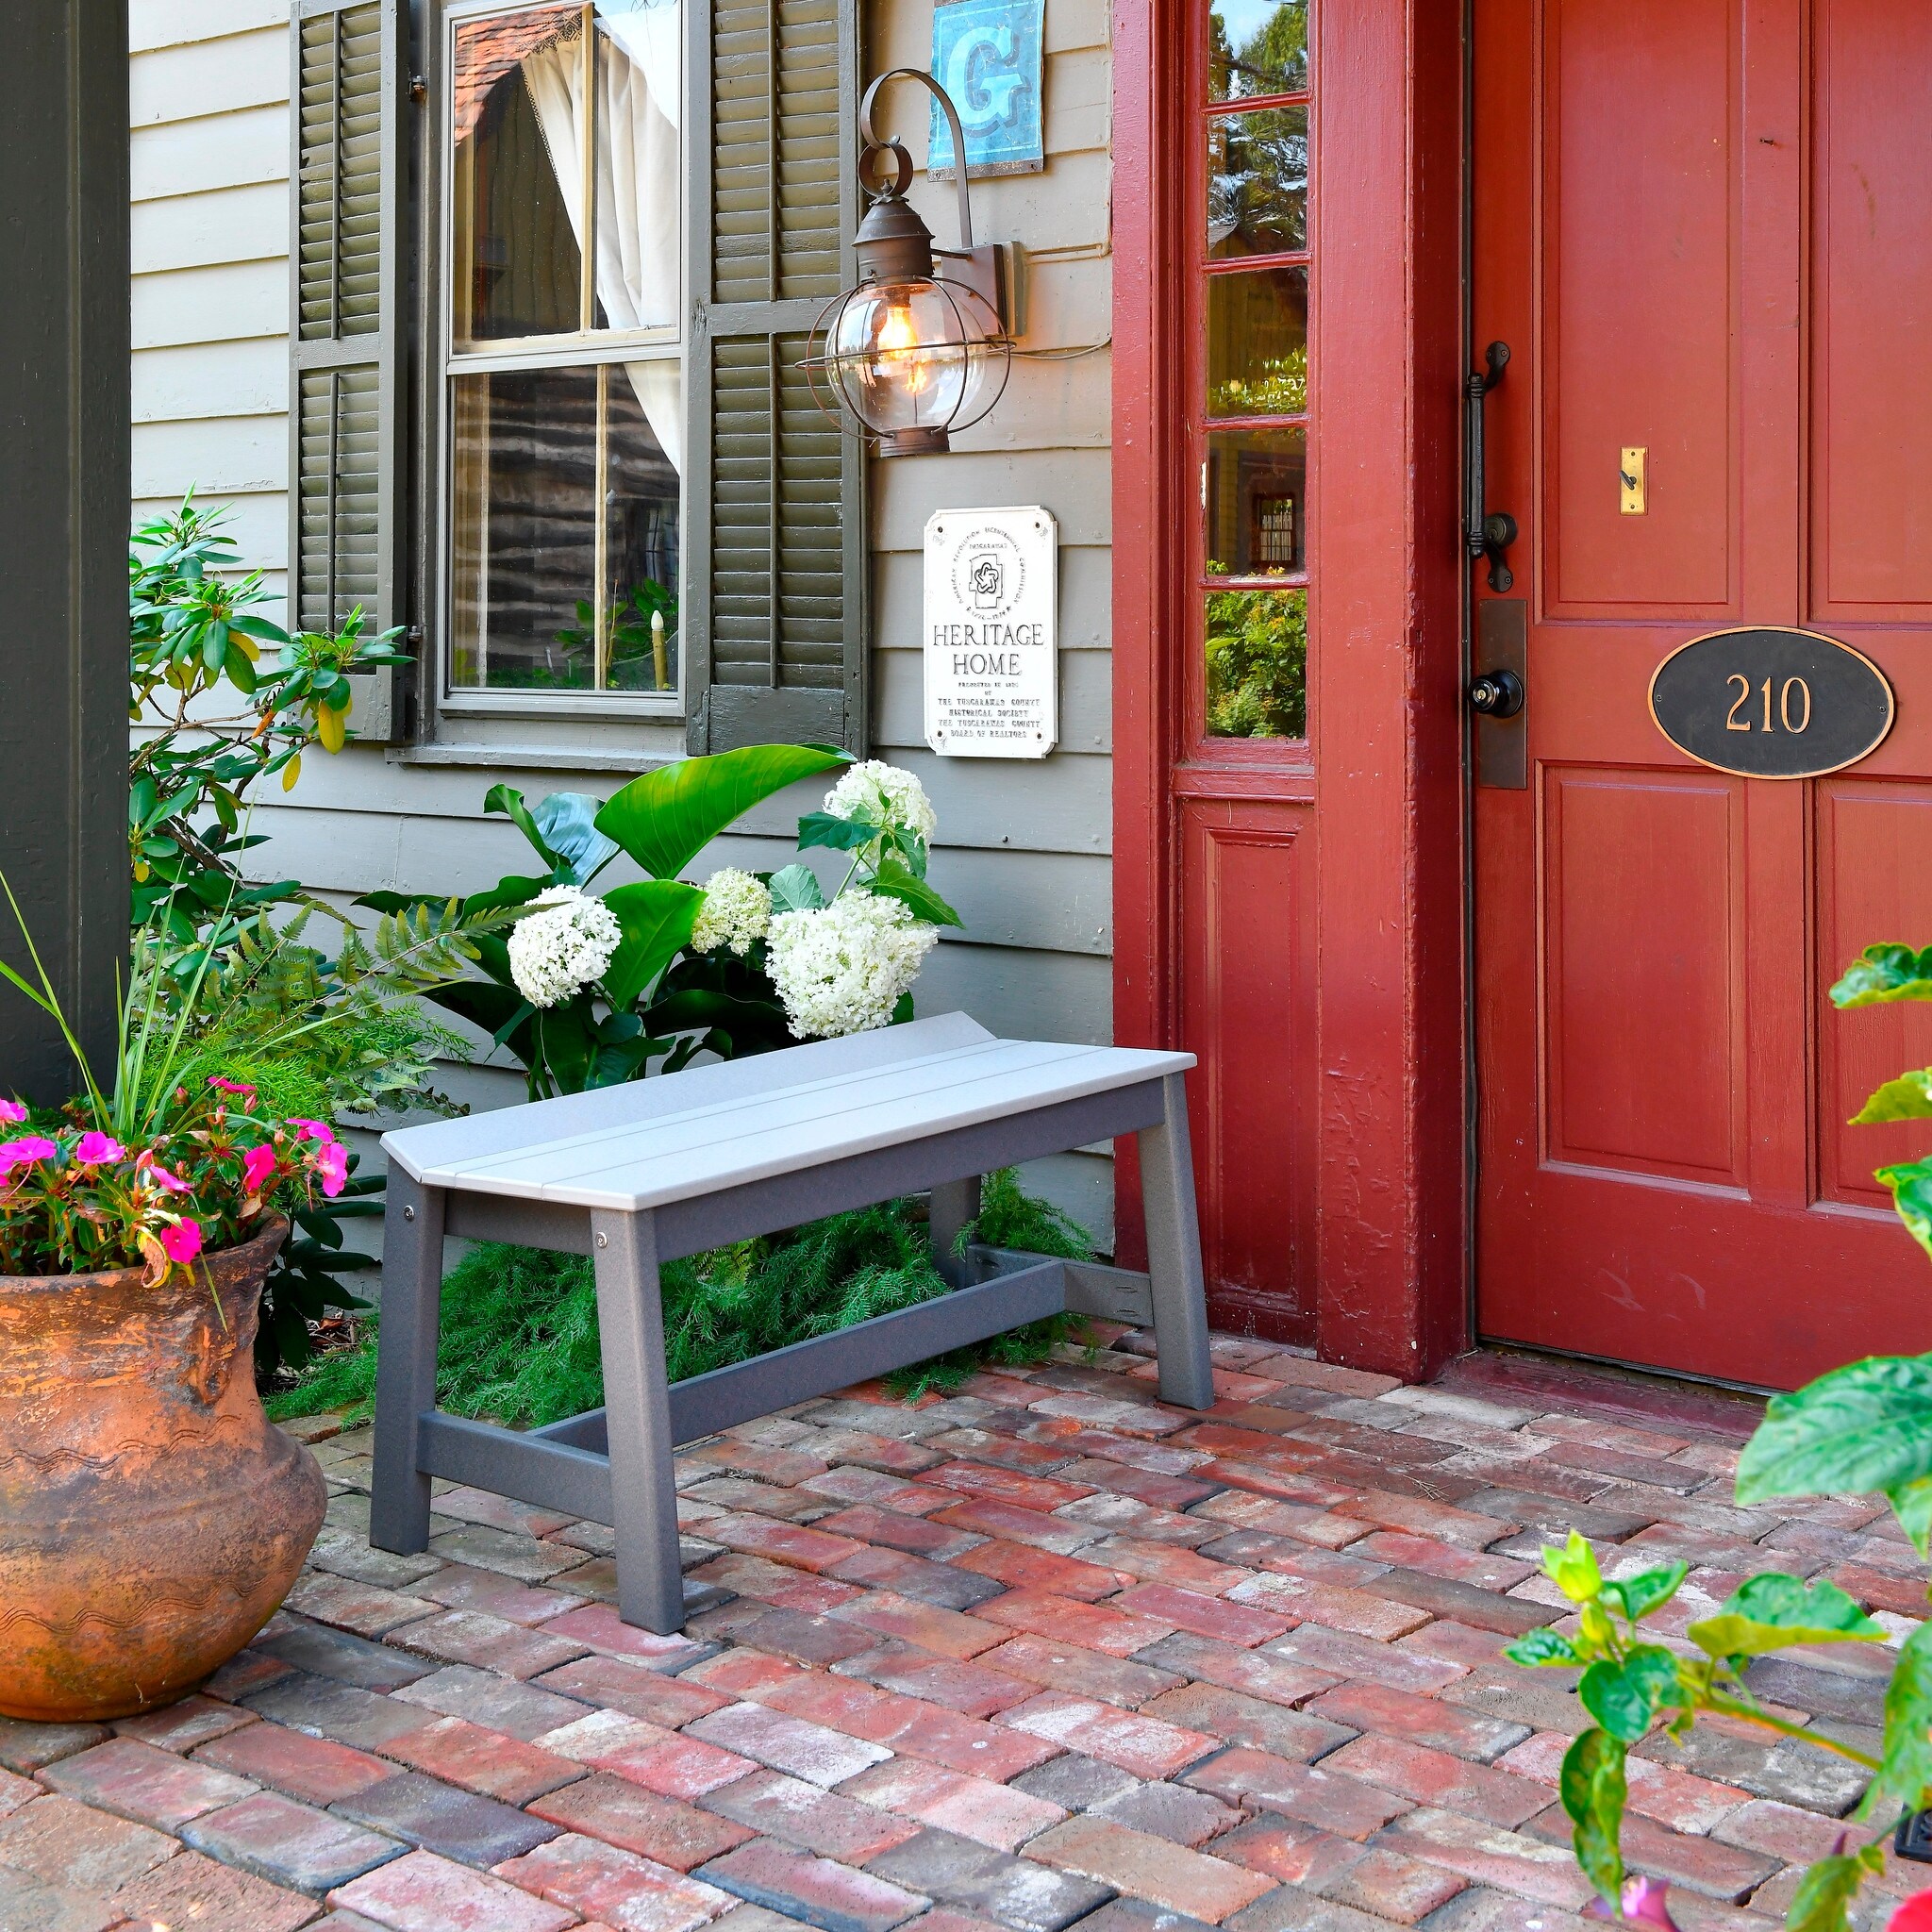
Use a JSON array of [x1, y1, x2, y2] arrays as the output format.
[[443, 0, 684, 700], [1200, 1, 1308, 741]]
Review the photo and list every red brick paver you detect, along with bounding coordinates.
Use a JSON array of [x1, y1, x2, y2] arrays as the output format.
[[5, 1332, 1913, 1932]]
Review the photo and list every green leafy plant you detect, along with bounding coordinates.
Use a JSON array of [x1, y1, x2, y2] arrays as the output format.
[[1205, 583, 1307, 739], [381, 748, 963, 1101], [1515, 941, 1932, 1929], [129, 497, 410, 941], [554, 578, 679, 691], [270, 1167, 1093, 1426]]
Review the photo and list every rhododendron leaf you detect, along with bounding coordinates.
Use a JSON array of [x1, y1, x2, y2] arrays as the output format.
[[868, 858, 962, 928], [1736, 1355, 1932, 1547], [1852, 1071, 1932, 1124], [1559, 1728, 1626, 1908], [1785, 1844, 1884, 1932], [1830, 944, 1932, 1007], [1859, 1621, 1932, 1822], [598, 744, 852, 880], [1687, 1574, 1882, 1660], [603, 882, 705, 1009], [768, 864, 824, 913]]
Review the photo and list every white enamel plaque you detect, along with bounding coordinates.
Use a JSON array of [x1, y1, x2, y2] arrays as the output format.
[[924, 506, 1058, 758]]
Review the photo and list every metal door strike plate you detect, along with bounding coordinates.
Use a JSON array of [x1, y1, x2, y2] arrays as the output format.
[[1621, 447, 1647, 515]]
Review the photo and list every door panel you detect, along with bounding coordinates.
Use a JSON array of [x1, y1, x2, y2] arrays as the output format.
[[1542, 769, 1743, 1183], [1548, 0, 1739, 614], [1810, 0, 1932, 616], [1474, 0, 1932, 1389]]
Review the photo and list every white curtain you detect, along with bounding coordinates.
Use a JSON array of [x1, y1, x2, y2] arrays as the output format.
[[523, 4, 683, 472]]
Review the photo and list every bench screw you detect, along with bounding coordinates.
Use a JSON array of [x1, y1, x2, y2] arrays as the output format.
[[596, 1233, 608, 1249], [403, 1206, 415, 1222]]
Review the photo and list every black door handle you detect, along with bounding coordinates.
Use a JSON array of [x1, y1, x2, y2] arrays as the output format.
[[1466, 341, 1518, 591], [1468, 668, 1524, 718]]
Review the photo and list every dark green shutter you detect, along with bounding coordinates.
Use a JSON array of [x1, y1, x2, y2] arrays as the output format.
[[687, 0, 866, 753], [290, 0, 408, 740]]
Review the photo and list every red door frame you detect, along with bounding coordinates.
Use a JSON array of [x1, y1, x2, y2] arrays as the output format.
[[1112, 0, 1470, 1379]]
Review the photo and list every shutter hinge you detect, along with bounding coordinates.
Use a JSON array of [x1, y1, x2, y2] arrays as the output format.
[[409, 74, 427, 104]]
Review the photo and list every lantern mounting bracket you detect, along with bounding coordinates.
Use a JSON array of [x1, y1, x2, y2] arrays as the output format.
[[856, 67, 1013, 334]]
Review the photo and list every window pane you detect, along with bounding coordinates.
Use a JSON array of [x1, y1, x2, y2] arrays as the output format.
[[1206, 587, 1307, 738], [1207, 266, 1307, 417], [1208, 425, 1305, 575], [1209, 0, 1309, 102], [453, 5, 585, 341], [593, 2, 682, 331], [1208, 107, 1307, 259], [449, 364, 681, 692]]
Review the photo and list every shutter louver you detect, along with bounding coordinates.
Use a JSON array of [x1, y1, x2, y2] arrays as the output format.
[[689, 0, 865, 753], [289, 0, 408, 741]]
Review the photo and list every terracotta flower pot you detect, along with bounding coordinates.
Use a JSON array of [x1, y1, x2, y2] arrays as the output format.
[[0, 1217, 326, 1722]]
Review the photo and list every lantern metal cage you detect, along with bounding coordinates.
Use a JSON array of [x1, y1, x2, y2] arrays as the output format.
[[805, 69, 1014, 457]]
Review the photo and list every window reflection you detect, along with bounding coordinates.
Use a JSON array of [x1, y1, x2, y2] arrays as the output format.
[[1208, 426, 1305, 575], [1207, 267, 1307, 418], [1206, 588, 1307, 738], [1208, 0, 1309, 102], [1208, 107, 1307, 258], [450, 364, 680, 692]]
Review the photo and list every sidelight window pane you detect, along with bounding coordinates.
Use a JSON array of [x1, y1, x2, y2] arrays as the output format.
[[1207, 266, 1307, 417], [1207, 425, 1306, 576], [1209, 0, 1308, 102], [449, 363, 681, 692], [1205, 587, 1307, 739], [1208, 107, 1307, 259]]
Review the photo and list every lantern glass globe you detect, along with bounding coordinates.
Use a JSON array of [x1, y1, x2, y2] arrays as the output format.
[[826, 275, 1004, 449]]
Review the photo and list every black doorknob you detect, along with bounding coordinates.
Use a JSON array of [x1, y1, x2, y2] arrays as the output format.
[[1468, 668, 1524, 719]]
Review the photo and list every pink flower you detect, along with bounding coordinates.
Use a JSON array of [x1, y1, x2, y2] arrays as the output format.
[[1587, 1878, 1680, 1932], [158, 1219, 202, 1264], [312, 1140, 350, 1199], [0, 1136, 59, 1173], [240, 1144, 276, 1192], [287, 1118, 335, 1145], [0, 1099, 26, 1124], [1890, 1894, 1932, 1932], [72, 1132, 125, 1166], [145, 1162, 192, 1194], [208, 1076, 257, 1096]]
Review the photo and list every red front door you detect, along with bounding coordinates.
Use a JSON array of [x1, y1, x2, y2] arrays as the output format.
[[1473, 0, 1932, 1389]]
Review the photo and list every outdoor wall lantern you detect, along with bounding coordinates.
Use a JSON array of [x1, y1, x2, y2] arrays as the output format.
[[808, 68, 1013, 456]]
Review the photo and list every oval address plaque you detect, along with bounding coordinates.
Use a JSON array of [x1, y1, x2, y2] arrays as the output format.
[[1648, 626, 1894, 779]]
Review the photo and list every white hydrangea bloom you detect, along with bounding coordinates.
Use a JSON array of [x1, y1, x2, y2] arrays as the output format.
[[766, 891, 939, 1039], [507, 885, 623, 1008], [824, 760, 938, 843], [690, 867, 773, 957]]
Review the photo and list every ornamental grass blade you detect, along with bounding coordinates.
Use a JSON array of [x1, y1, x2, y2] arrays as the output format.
[[1735, 1355, 1932, 1547], [597, 744, 852, 880]]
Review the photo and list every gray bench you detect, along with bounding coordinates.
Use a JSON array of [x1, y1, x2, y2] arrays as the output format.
[[369, 1013, 1212, 1634]]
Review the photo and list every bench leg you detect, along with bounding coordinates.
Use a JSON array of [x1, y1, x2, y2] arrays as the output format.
[[591, 1208, 687, 1635], [371, 1172, 445, 1553], [1137, 1072, 1215, 1409], [929, 1175, 981, 1289]]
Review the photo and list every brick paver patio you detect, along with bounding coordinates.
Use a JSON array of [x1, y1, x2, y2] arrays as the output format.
[[2, 1325, 1924, 1932]]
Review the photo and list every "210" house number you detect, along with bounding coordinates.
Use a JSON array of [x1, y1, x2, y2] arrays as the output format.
[[1649, 627, 1893, 779]]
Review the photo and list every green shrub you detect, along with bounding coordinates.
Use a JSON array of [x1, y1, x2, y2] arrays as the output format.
[[269, 1168, 1096, 1427]]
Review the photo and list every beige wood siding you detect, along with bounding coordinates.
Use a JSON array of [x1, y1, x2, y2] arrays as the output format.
[[129, 0, 1119, 1242]]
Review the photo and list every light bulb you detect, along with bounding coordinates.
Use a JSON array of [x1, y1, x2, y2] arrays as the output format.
[[876, 301, 930, 396]]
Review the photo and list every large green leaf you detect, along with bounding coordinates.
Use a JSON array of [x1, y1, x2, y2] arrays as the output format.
[[768, 863, 825, 913], [484, 784, 567, 875], [531, 792, 620, 886], [1686, 1575, 1882, 1661], [1579, 1646, 1683, 1742], [1559, 1727, 1627, 1907], [596, 745, 851, 879], [1852, 1070, 1932, 1124], [796, 809, 877, 856], [1831, 944, 1932, 1007], [868, 858, 963, 928], [1785, 1844, 1885, 1932], [1860, 1619, 1932, 1822], [1601, 1562, 1690, 1623], [1877, 1159, 1932, 1270], [602, 881, 704, 1009], [1736, 1355, 1932, 1548]]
